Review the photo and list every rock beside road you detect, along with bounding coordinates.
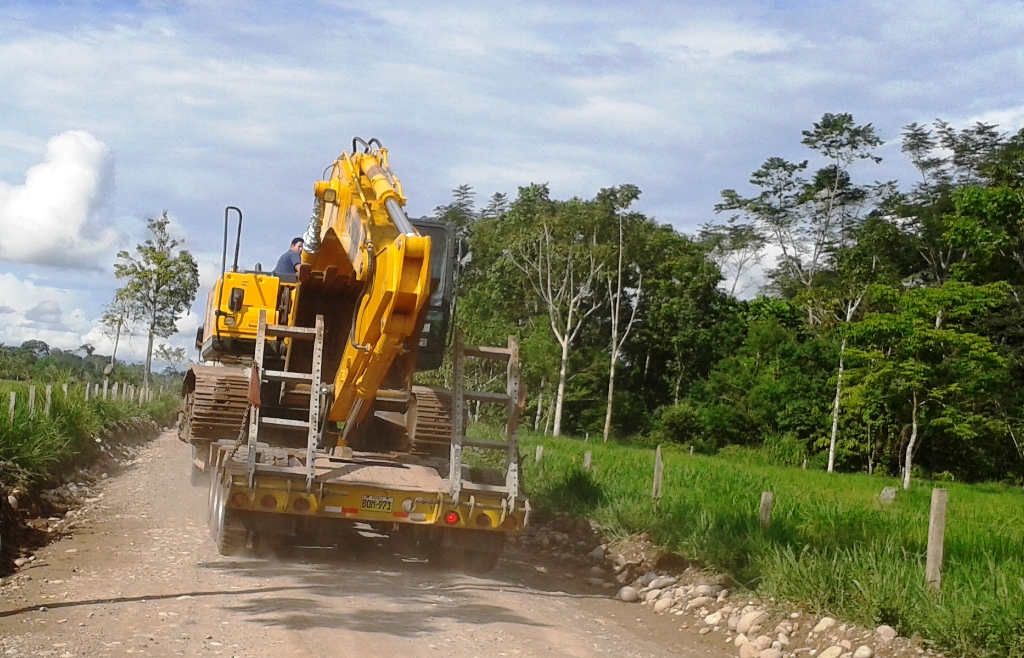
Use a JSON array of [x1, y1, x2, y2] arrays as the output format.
[[813, 616, 837, 633], [737, 610, 768, 634], [876, 624, 898, 641], [618, 586, 639, 602]]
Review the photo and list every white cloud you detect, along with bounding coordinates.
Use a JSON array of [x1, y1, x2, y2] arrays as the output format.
[[24, 300, 63, 326], [965, 106, 1024, 134], [0, 130, 119, 268], [0, 273, 93, 349]]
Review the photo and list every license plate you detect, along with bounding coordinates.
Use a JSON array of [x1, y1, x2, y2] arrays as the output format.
[[360, 496, 393, 513]]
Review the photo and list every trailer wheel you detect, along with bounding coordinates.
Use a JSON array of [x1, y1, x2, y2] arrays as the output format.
[[215, 510, 248, 556], [211, 476, 247, 556]]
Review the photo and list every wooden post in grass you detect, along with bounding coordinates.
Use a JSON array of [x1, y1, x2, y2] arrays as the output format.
[[535, 445, 543, 463], [28, 386, 36, 418], [926, 488, 948, 590], [652, 445, 664, 501], [8, 391, 15, 418], [61, 383, 68, 398], [583, 451, 592, 471], [759, 491, 774, 529], [45, 385, 52, 417], [689, 445, 694, 456], [84, 384, 90, 402], [102, 380, 108, 400]]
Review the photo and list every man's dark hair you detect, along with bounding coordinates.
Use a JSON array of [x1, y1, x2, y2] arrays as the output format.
[[291, 237, 304, 247]]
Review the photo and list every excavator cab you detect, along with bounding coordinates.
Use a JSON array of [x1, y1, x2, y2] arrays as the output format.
[[410, 219, 455, 371]]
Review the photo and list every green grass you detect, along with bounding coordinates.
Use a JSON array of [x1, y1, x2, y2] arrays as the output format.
[[517, 432, 1024, 658], [0, 381, 178, 487]]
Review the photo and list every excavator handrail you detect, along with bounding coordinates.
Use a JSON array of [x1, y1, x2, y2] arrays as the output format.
[[214, 206, 243, 342]]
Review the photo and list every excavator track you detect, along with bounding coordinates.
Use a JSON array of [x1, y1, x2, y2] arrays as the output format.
[[179, 365, 250, 444], [409, 385, 455, 456]]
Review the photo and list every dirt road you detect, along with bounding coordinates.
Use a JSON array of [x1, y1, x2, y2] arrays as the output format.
[[0, 431, 730, 657]]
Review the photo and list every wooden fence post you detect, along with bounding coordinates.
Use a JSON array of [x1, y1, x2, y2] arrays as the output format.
[[652, 445, 664, 501], [759, 491, 774, 529], [926, 488, 948, 590], [45, 385, 52, 417], [28, 385, 36, 418], [61, 383, 68, 398], [102, 380, 108, 400], [84, 383, 90, 401], [535, 445, 543, 463], [8, 391, 15, 418], [689, 445, 694, 456], [583, 451, 592, 471]]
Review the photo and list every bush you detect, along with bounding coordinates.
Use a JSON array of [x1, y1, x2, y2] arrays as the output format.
[[651, 401, 699, 444]]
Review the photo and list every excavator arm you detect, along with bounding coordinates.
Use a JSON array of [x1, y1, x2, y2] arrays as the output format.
[[300, 140, 433, 438]]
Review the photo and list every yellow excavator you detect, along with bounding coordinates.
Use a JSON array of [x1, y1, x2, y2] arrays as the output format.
[[179, 138, 528, 571]]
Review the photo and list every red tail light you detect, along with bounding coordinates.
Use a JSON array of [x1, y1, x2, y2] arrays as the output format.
[[231, 493, 248, 508], [260, 495, 277, 509], [293, 497, 310, 513], [444, 511, 460, 525]]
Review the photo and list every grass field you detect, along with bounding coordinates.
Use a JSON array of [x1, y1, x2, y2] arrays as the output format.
[[0, 380, 178, 487], [513, 433, 1024, 658]]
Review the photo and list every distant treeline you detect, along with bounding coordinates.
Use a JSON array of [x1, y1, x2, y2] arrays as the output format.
[[434, 113, 1024, 485], [0, 340, 180, 388]]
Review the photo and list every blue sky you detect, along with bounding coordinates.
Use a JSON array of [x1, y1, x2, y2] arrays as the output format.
[[1, 0, 1023, 364]]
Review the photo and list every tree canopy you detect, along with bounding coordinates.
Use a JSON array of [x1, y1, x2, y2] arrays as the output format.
[[437, 112, 1024, 487]]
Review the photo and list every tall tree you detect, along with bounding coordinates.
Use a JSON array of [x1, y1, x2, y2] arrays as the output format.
[[509, 221, 604, 436], [114, 212, 200, 387], [598, 185, 643, 443], [813, 218, 902, 471]]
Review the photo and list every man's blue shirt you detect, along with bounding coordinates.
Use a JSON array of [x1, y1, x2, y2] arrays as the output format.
[[274, 250, 301, 275]]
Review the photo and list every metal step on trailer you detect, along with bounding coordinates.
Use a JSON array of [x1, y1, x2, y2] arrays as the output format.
[[264, 324, 318, 340], [448, 330, 524, 512], [245, 309, 325, 489]]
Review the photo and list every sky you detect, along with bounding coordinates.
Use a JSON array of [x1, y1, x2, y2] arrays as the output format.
[[1, 0, 1023, 367]]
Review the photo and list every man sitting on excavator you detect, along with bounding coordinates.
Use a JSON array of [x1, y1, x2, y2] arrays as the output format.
[[274, 237, 304, 276]]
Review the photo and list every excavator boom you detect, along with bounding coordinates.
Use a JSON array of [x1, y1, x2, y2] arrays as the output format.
[[301, 145, 433, 435]]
